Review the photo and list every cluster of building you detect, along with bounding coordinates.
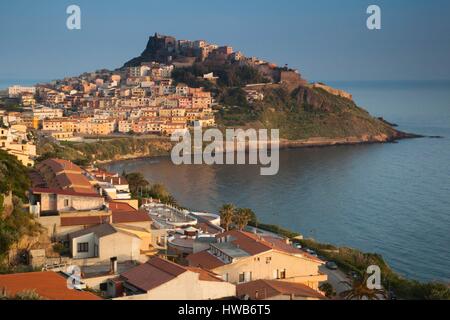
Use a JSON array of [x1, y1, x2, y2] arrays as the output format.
[[5, 59, 216, 138], [0, 157, 329, 300], [2, 33, 314, 142], [0, 34, 335, 300], [0, 118, 36, 166]]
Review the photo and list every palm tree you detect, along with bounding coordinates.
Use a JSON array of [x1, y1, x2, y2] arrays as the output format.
[[233, 208, 253, 231], [219, 204, 235, 231], [125, 172, 149, 195], [340, 273, 387, 300]]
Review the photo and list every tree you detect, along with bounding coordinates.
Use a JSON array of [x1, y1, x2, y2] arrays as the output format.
[[219, 204, 235, 231], [340, 273, 387, 300], [240, 208, 257, 225], [148, 184, 178, 206], [125, 172, 150, 195], [319, 282, 335, 298], [233, 208, 253, 231]]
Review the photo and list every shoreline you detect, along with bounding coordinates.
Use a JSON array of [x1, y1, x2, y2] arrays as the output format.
[[99, 131, 424, 166]]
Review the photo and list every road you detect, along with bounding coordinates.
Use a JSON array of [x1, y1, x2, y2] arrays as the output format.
[[319, 265, 351, 297]]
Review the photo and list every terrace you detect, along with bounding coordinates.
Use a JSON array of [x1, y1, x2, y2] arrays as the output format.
[[141, 202, 197, 229]]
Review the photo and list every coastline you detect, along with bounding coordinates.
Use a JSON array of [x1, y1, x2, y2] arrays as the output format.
[[99, 130, 423, 165]]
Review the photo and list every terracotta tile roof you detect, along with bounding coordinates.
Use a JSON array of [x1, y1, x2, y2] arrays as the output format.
[[60, 215, 111, 227], [54, 173, 95, 192], [236, 280, 326, 300], [0, 272, 102, 300], [186, 267, 224, 282], [216, 231, 273, 255], [120, 257, 187, 292], [109, 202, 151, 224], [31, 187, 103, 198], [36, 158, 83, 174], [186, 250, 226, 270], [34, 158, 96, 194], [262, 236, 323, 263], [217, 231, 323, 263], [120, 257, 224, 293]]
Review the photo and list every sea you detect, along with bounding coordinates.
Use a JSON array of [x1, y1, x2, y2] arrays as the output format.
[[106, 80, 450, 283]]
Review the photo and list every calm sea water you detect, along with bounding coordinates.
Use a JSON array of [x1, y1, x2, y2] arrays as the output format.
[[108, 81, 447, 283]]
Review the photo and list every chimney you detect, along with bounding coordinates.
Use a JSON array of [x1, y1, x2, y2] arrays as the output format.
[[110, 257, 118, 274]]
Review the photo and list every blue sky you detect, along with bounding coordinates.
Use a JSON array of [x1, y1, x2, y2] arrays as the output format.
[[0, 0, 449, 82]]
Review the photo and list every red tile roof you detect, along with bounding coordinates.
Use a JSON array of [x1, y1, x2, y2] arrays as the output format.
[[60, 215, 111, 227], [186, 267, 224, 282], [120, 257, 188, 292], [34, 158, 96, 194], [218, 231, 323, 262], [109, 202, 151, 224], [216, 230, 273, 255], [188, 231, 323, 268], [36, 158, 83, 174], [237, 279, 326, 300], [186, 250, 226, 270], [0, 272, 102, 300], [121, 257, 223, 292], [31, 188, 103, 198]]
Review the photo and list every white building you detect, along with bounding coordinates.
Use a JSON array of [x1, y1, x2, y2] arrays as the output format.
[[32, 106, 64, 120], [8, 85, 36, 98]]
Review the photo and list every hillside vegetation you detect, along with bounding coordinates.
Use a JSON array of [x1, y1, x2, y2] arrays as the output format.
[[296, 238, 450, 300], [0, 150, 41, 268], [172, 61, 405, 141], [37, 136, 173, 165]]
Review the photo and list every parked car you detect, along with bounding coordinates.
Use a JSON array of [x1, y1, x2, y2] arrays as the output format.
[[293, 243, 302, 249], [388, 291, 397, 300], [326, 261, 338, 270]]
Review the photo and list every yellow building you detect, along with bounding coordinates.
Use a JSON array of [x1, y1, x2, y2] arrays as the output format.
[[187, 231, 327, 292]]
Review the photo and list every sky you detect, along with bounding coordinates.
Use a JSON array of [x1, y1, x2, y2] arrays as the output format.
[[0, 0, 449, 82]]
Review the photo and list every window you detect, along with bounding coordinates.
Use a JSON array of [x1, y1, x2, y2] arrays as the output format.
[[239, 273, 245, 283], [64, 199, 69, 207], [77, 242, 89, 253], [280, 269, 286, 279]]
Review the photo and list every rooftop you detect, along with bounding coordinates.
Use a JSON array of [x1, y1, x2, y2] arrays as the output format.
[[211, 242, 250, 259], [237, 279, 326, 300], [121, 257, 222, 292], [68, 223, 118, 240], [142, 203, 197, 228], [109, 202, 151, 224], [0, 272, 101, 300]]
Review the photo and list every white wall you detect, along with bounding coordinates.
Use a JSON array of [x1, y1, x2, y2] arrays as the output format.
[[72, 233, 96, 259]]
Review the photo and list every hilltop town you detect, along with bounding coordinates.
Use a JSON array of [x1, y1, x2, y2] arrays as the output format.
[[0, 33, 410, 169], [1, 33, 443, 301]]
